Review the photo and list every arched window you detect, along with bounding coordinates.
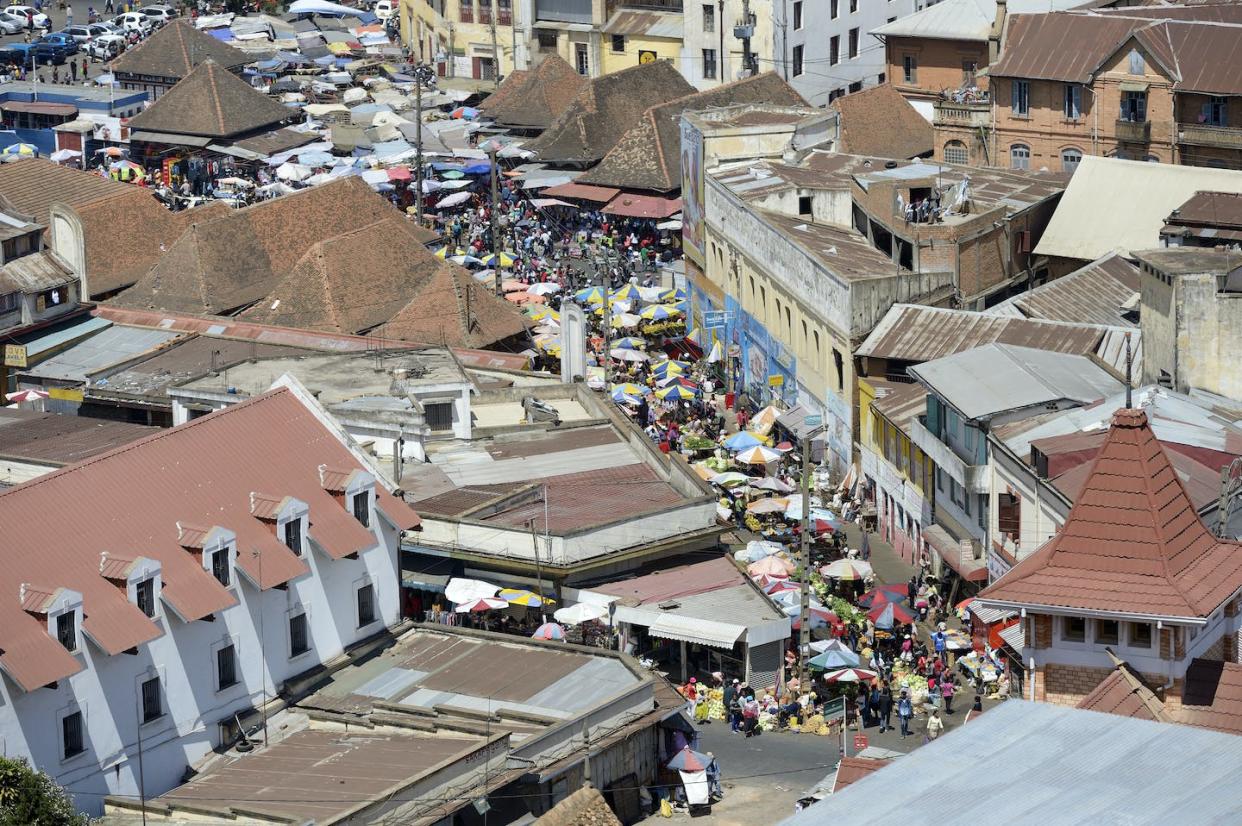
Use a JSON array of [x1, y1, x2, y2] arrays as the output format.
[[1060, 148, 1083, 173], [1010, 144, 1031, 170], [943, 140, 968, 165]]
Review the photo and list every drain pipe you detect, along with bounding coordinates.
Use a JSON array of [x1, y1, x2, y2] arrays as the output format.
[[1023, 608, 1035, 701]]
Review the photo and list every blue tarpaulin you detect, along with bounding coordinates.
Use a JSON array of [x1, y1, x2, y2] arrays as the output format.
[[208, 28, 233, 40]]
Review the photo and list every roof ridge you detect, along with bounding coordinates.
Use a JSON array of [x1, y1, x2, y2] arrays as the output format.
[[0, 387, 297, 499], [206, 60, 226, 135]]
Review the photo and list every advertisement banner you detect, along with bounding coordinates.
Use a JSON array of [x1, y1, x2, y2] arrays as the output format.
[[679, 117, 706, 267]]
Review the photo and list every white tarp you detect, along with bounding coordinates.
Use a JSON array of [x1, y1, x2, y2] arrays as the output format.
[[679, 771, 709, 805]]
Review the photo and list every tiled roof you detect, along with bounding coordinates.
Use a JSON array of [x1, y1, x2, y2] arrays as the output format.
[[980, 409, 1242, 618], [128, 59, 293, 139], [0, 408, 156, 466], [527, 60, 694, 165], [110, 20, 248, 79], [0, 387, 419, 692], [578, 72, 806, 193], [378, 261, 531, 349], [534, 785, 621, 826], [111, 178, 420, 316], [1077, 661, 1168, 722], [0, 158, 231, 297], [833, 757, 887, 792], [239, 217, 451, 335], [1079, 657, 1242, 736], [831, 84, 932, 160], [480, 55, 586, 130]]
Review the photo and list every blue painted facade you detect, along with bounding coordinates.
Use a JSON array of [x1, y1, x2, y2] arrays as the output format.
[[0, 82, 148, 118]]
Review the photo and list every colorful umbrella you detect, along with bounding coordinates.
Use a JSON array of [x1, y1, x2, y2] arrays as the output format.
[[639, 304, 682, 321], [612, 283, 643, 301], [5, 389, 49, 402], [869, 601, 915, 628], [734, 445, 782, 465], [612, 336, 646, 350], [808, 649, 861, 670], [765, 578, 800, 595], [387, 165, 412, 181], [748, 556, 795, 578], [2, 143, 37, 157], [656, 384, 698, 401], [667, 746, 712, 772], [822, 668, 878, 683], [751, 476, 794, 493], [482, 252, 515, 267], [453, 597, 509, 613], [434, 246, 462, 260], [498, 588, 546, 607], [501, 279, 528, 292], [660, 287, 687, 302], [575, 286, 607, 304], [858, 584, 909, 608], [746, 497, 789, 514], [611, 382, 650, 397], [531, 622, 566, 640], [819, 560, 873, 580], [554, 602, 608, 624], [724, 431, 766, 451]]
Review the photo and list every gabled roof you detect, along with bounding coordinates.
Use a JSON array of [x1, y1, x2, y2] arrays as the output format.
[[239, 217, 463, 335], [527, 60, 694, 165], [378, 262, 531, 349], [831, 84, 932, 160], [980, 408, 1242, 619], [985, 252, 1140, 327], [479, 55, 586, 130], [128, 59, 293, 139], [0, 386, 418, 693], [577, 72, 806, 192], [111, 178, 428, 316], [110, 19, 248, 80], [1079, 656, 1242, 736]]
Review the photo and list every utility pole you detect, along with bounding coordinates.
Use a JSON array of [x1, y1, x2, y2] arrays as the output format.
[[797, 432, 812, 689], [413, 63, 429, 224], [601, 255, 612, 387], [489, 0, 500, 89], [739, 0, 755, 78], [488, 143, 501, 296]]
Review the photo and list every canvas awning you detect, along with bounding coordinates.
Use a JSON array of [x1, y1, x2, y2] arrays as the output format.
[[602, 194, 682, 219], [925, 524, 988, 581], [129, 130, 213, 147], [646, 615, 745, 650]]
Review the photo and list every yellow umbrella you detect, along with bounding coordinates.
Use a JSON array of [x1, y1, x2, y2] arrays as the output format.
[[498, 588, 551, 607], [434, 246, 460, 260]]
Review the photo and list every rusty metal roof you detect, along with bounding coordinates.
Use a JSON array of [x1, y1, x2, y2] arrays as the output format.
[[0, 408, 156, 466], [856, 304, 1111, 363], [602, 9, 683, 38], [0, 250, 73, 295], [985, 253, 1140, 328]]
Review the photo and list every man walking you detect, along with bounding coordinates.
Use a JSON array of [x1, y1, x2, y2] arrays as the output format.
[[878, 682, 893, 733], [897, 689, 913, 738]]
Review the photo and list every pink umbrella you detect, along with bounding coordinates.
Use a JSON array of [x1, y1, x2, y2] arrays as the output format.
[[387, 165, 412, 181], [822, 668, 878, 683], [454, 597, 509, 613], [6, 389, 49, 403], [748, 556, 795, 578], [765, 579, 800, 595], [531, 622, 565, 640]]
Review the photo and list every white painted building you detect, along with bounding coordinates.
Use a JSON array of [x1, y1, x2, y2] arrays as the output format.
[[0, 378, 420, 816]]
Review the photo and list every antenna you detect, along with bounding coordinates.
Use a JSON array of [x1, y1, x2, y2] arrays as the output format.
[[1124, 331, 1133, 408]]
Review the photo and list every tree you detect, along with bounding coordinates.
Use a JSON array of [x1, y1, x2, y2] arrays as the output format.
[[0, 757, 87, 826]]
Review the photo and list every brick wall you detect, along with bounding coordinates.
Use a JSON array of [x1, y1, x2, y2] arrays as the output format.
[[1200, 634, 1226, 662], [1041, 663, 1115, 705], [886, 36, 989, 101], [1034, 614, 1052, 648]]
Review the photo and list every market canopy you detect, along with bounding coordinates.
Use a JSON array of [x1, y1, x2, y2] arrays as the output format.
[[541, 182, 621, 203], [602, 194, 682, 219], [288, 0, 378, 20]]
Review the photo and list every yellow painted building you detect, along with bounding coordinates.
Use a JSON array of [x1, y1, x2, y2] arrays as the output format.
[[599, 10, 684, 77], [398, 0, 521, 81]]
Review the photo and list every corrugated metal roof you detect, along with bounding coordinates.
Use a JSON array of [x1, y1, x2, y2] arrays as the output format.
[[909, 343, 1124, 421], [20, 325, 182, 383], [778, 700, 1242, 825], [870, 0, 1090, 42], [1035, 155, 1242, 260], [985, 253, 1140, 327], [21, 315, 111, 359], [0, 251, 74, 295], [855, 304, 1111, 363]]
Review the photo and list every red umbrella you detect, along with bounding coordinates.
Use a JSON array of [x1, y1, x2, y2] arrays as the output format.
[[858, 584, 908, 608], [822, 668, 878, 683]]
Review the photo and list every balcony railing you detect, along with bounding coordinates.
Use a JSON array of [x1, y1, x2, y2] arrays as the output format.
[[460, 6, 474, 22], [1116, 118, 1151, 143], [1178, 122, 1242, 149], [933, 100, 990, 128]]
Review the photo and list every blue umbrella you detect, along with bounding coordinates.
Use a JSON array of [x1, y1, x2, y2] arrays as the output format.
[[723, 431, 764, 451], [462, 161, 492, 175]]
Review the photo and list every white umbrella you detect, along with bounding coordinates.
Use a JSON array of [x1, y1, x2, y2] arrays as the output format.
[[610, 348, 649, 362], [436, 191, 473, 209], [526, 282, 562, 296], [444, 577, 498, 604], [612, 312, 642, 328], [50, 149, 81, 163], [707, 340, 724, 364], [276, 162, 312, 182], [554, 602, 609, 624]]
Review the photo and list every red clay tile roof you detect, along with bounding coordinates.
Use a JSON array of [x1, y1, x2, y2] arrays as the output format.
[[833, 757, 887, 792], [1079, 657, 1242, 736], [111, 178, 424, 315], [981, 409, 1242, 618], [110, 19, 248, 79], [238, 217, 462, 335], [1077, 662, 1167, 722], [831, 84, 932, 160], [0, 387, 418, 692], [578, 72, 806, 193], [128, 59, 294, 139], [479, 55, 586, 130], [319, 465, 360, 492], [377, 262, 531, 349]]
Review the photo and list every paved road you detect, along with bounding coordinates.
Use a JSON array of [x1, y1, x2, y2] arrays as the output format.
[[1, 3, 138, 79]]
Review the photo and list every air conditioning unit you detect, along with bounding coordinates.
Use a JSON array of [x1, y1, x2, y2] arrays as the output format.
[[733, 23, 754, 38]]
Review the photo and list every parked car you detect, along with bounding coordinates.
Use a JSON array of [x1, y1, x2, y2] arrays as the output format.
[[5, 5, 51, 29], [0, 9, 24, 33], [138, 5, 174, 26], [8, 41, 67, 65], [60, 25, 95, 43], [36, 32, 80, 55], [86, 32, 124, 59], [87, 22, 117, 37], [373, 0, 394, 20], [0, 45, 24, 67], [111, 12, 152, 33]]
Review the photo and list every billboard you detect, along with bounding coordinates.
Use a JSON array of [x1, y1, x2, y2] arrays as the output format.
[[679, 116, 706, 267]]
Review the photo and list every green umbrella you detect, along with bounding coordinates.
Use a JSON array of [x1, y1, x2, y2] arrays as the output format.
[[441, 170, 465, 179]]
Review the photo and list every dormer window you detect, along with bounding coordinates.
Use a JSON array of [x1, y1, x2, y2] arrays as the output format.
[[56, 612, 77, 652], [283, 517, 304, 556], [135, 578, 156, 618], [352, 491, 370, 528]]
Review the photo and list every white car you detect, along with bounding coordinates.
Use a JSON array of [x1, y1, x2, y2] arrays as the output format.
[[60, 25, 95, 43], [87, 32, 125, 59], [112, 12, 152, 33], [5, 5, 51, 29], [373, 0, 394, 20], [0, 11, 22, 32], [139, 5, 174, 26]]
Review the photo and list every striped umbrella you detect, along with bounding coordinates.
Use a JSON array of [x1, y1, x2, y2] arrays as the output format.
[[612, 283, 643, 301], [651, 359, 689, 377], [481, 252, 515, 267], [639, 304, 682, 321], [667, 746, 712, 771], [575, 286, 606, 304], [612, 336, 646, 350], [821, 668, 878, 683], [734, 445, 782, 465], [531, 622, 566, 640], [2, 143, 37, 157], [498, 588, 547, 607], [869, 601, 915, 629], [724, 431, 767, 451], [656, 384, 698, 401], [454, 597, 509, 613], [858, 584, 909, 607], [819, 559, 873, 581]]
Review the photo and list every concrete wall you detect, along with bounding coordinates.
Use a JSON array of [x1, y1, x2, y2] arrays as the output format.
[[1141, 268, 1242, 400], [682, 0, 775, 89], [0, 517, 403, 816]]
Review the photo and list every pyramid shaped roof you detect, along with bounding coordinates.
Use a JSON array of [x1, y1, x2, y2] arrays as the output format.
[[980, 408, 1242, 618], [110, 19, 248, 80], [128, 59, 292, 139]]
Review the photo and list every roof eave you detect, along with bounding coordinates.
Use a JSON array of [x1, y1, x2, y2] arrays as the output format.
[[974, 596, 1208, 626]]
